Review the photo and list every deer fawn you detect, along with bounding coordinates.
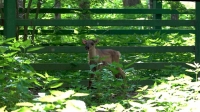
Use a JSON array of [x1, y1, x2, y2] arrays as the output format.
[[82, 39, 125, 88]]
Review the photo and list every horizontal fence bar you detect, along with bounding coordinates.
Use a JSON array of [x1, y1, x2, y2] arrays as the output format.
[[0, 30, 193, 35], [15, 8, 195, 14], [26, 46, 195, 53], [16, 20, 195, 26], [30, 62, 190, 70], [0, 8, 195, 14], [0, 30, 194, 35], [0, 30, 195, 35], [62, 80, 155, 87]]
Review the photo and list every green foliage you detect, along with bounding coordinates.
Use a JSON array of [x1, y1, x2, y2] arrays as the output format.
[[186, 62, 200, 82], [1, 1, 198, 112], [34, 72, 63, 91], [0, 37, 44, 110], [11, 90, 88, 112], [95, 75, 200, 112], [87, 62, 127, 103]]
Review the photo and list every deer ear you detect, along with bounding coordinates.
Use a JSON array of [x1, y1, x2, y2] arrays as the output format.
[[94, 39, 99, 43], [82, 39, 86, 44]]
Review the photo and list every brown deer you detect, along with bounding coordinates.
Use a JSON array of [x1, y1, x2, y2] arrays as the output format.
[[82, 39, 125, 88]]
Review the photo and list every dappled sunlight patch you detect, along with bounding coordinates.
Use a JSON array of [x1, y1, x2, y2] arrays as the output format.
[[90, 74, 200, 112], [96, 103, 124, 112], [11, 90, 89, 112]]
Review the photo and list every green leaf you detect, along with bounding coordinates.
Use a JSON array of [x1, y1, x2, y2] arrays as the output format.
[[0, 106, 6, 112], [34, 80, 42, 86], [4, 38, 15, 43], [89, 64, 97, 70], [39, 95, 57, 102], [124, 61, 135, 68], [44, 104, 55, 111], [137, 85, 148, 92], [72, 93, 89, 97], [16, 102, 34, 107], [186, 63, 197, 68], [27, 47, 44, 52], [18, 107, 32, 112], [21, 40, 32, 49], [9, 46, 21, 51], [74, 29, 79, 34], [0, 74, 5, 80], [0, 46, 8, 53], [50, 90, 64, 96], [12, 42, 21, 48], [3, 52, 17, 57], [49, 82, 63, 88], [114, 103, 125, 112], [186, 69, 194, 73], [35, 73, 45, 78]]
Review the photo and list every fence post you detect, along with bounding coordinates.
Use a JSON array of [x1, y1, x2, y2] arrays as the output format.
[[153, 0, 162, 30], [195, 2, 200, 78], [4, 0, 16, 38], [196, 2, 200, 62]]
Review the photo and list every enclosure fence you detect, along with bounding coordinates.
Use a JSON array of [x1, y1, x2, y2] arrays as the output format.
[[1, 0, 200, 71]]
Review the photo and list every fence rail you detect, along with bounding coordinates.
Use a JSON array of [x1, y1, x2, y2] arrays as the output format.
[[30, 62, 190, 71], [1, 0, 200, 72], [16, 20, 195, 26], [26, 46, 195, 53]]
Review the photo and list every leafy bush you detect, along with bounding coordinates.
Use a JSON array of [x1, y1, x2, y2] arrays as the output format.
[[1, 90, 88, 112], [95, 74, 200, 112], [0, 37, 35, 109]]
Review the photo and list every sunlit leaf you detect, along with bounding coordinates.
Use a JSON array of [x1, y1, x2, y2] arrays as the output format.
[[49, 82, 63, 88], [17, 107, 32, 112], [34, 80, 42, 86], [39, 95, 57, 102], [35, 73, 45, 78], [27, 47, 44, 52], [166, 75, 175, 80], [74, 29, 79, 34], [129, 101, 142, 107], [3, 52, 17, 57], [186, 63, 197, 68], [137, 85, 148, 92], [63, 100, 87, 112], [114, 103, 125, 112], [50, 90, 64, 96], [186, 69, 194, 73], [72, 93, 89, 97], [44, 104, 55, 111], [44, 72, 49, 78], [0, 106, 6, 112], [60, 90, 75, 99], [16, 102, 34, 107]]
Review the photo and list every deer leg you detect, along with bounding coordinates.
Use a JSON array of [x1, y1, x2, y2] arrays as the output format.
[[88, 74, 95, 89], [115, 67, 125, 78], [88, 65, 97, 89]]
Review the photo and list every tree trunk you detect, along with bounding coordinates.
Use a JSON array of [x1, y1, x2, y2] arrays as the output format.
[[123, 0, 141, 7], [148, 0, 153, 9], [16, 0, 25, 40], [170, 1, 179, 20], [0, 0, 4, 18], [54, 0, 61, 19], [17, 0, 25, 19], [79, 0, 90, 20]]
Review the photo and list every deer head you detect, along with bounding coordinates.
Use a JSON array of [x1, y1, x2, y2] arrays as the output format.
[[82, 39, 99, 50]]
